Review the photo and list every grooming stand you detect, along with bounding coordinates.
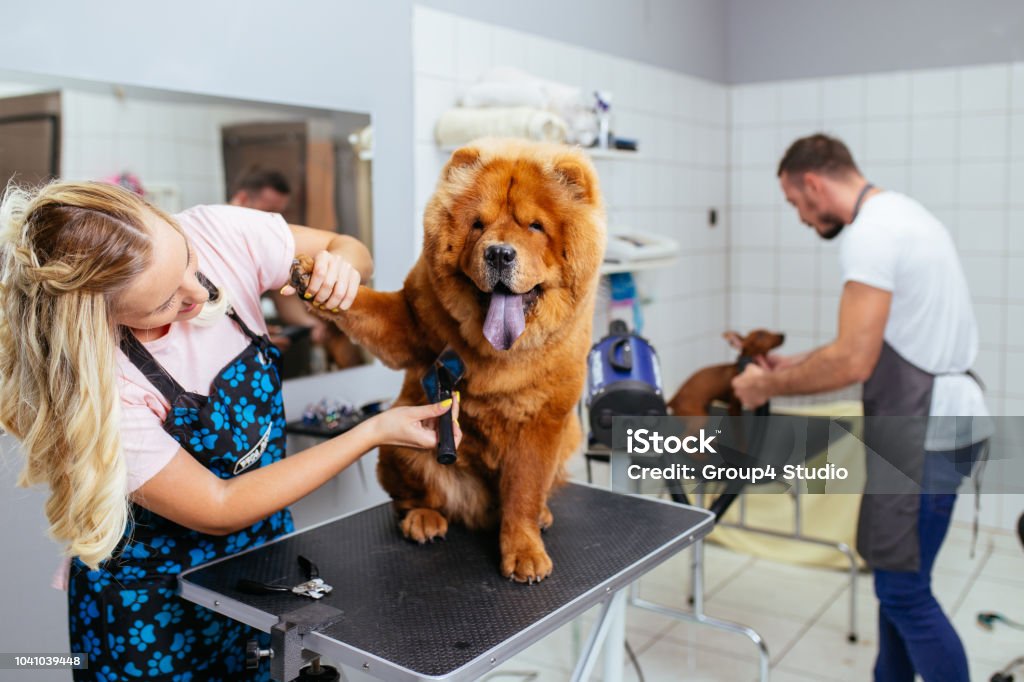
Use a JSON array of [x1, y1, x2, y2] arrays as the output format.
[[180, 483, 713, 682], [716, 484, 860, 642], [586, 407, 862, 656]]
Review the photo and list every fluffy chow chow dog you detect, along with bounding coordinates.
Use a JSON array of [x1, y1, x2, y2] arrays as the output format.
[[292, 138, 606, 582]]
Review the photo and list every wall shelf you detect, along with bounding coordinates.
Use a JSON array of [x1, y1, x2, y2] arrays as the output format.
[[586, 147, 641, 160], [437, 143, 640, 160], [599, 256, 677, 275]]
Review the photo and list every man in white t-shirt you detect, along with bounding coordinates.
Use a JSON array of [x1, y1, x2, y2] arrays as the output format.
[[733, 134, 985, 682]]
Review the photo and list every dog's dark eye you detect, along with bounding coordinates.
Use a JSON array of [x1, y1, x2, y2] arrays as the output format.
[[529, 221, 544, 233], [472, 218, 484, 230]]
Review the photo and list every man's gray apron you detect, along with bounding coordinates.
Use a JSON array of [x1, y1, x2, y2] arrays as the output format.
[[857, 342, 933, 572]]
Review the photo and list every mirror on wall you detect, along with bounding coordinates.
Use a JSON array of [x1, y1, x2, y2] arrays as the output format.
[[0, 71, 373, 378]]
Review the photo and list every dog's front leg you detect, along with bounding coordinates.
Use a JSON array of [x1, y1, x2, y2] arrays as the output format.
[[290, 255, 433, 369], [497, 422, 565, 584]]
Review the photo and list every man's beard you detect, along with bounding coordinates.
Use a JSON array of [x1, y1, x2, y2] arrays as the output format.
[[819, 219, 843, 240], [818, 213, 846, 240]]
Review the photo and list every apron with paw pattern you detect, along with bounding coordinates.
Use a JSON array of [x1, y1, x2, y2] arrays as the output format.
[[68, 273, 293, 681]]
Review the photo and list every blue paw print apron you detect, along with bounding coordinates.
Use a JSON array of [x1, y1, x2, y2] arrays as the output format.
[[68, 273, 293, 681]]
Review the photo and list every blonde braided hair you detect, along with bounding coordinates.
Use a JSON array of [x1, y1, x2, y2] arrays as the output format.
[[0, 180, 175, 568]]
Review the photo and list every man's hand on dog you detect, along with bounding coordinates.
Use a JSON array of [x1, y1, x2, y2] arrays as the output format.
[[754, 353, 782, 370], [755, 350, 810, 371], [281, 251, 360, 313], [732, 363, 771, 409], [368, 394, 463, 450]]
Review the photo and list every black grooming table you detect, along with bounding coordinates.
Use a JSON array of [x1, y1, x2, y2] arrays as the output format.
[[179, 483, 713, 681]]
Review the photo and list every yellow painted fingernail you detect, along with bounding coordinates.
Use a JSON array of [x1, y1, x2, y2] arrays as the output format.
[[304, 292, 313, 299], [279, 287, 288, 295], [331, 307, 340, 313], [454, 391, 460, 401], [440, 398, 452, 408]]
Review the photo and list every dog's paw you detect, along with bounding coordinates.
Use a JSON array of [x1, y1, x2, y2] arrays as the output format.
[[400, 508, 449, 544], [538, 505, 553, 531], [501, 543, 553, 584], [289, 254, 315, 298]]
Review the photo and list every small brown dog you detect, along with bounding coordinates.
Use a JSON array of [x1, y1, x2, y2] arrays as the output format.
[[667, 330, 785, 416]]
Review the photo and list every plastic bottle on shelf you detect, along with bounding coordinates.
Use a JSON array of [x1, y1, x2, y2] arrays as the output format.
[[608, 272, 642, 333], [594, 91, 613, 149]]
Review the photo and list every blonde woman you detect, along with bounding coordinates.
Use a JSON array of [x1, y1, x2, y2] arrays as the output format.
[[0, 181, 460, 681]]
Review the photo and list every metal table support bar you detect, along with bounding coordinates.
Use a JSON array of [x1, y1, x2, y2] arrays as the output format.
[[628, 533, 771, 682], [570, 594, 615, 682]]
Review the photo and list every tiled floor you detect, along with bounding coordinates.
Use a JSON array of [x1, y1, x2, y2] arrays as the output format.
[[481, 519, 1024, 681]]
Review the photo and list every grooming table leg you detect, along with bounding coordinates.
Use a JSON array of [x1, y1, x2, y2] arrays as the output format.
[[794, 490, 860, 643], [716, 520, 862, 644], [603, 591, 627, 682], [709, 487, 861, 644], [837, 539, 859, 643], [570, 595, 616, 682], [270, 603, 345, 682]]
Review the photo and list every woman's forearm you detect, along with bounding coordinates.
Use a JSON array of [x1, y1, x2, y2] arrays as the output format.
[[289, 224, 374, 282], [326, 234, 373, 281], [213, 419, 379, 533]]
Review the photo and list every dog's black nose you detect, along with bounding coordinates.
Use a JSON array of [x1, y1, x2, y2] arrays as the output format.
[[485, 244, 517, 268]]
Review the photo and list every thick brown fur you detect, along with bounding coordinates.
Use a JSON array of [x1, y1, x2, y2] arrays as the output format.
[[667, 329, 785, 417], [292, 138, 606, 583]]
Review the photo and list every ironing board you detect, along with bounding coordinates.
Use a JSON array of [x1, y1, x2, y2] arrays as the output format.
[[179, 482, 713, 681]]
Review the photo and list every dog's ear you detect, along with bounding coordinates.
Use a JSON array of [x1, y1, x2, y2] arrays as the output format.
[[553, 155, 599, 204], [723, 330, 744, 349], [443, 145, 482, 181]]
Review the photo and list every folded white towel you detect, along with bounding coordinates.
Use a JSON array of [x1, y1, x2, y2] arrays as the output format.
[[434, 107, 568, 148], [461, 67, 597, 146], [461, 81, 548, 110], [473, 66, 582, 108]]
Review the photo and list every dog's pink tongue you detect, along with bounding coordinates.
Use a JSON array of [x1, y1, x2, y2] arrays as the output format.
[[483, 291, 526, 350]]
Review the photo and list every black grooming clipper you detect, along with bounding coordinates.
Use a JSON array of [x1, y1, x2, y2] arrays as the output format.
[[421, 349, 465, 465]]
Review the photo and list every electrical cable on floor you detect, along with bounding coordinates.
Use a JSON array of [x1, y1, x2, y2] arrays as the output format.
[[978, 611, 1024, 631], [989, 655, 1024, 682], [625, 638, 645, 682]]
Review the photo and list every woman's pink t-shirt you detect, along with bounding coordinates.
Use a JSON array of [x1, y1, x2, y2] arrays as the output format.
[[53, 204, 295, 589], [118, 204, 295, 491]]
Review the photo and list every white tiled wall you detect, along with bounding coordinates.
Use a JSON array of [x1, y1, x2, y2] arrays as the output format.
[[58, 88, 330, 210], [411, 6, 732, 392]]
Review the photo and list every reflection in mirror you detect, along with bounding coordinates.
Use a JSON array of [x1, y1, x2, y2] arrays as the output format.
[[0, 72, 372, 378]]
